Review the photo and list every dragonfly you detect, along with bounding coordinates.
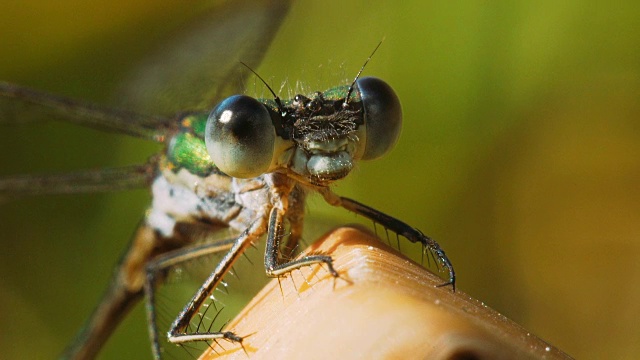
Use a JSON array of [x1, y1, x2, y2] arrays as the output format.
[[0, 1, 454, 359]]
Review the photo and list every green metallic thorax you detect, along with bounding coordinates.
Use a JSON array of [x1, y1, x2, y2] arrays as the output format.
[[320, 84, 352, 101], [164, 112, 215, 177], [164, 84, 355, 178]]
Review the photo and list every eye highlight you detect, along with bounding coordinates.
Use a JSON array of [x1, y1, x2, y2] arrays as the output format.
[[205, 95, 276, 178], [356, 77, 403, 160]]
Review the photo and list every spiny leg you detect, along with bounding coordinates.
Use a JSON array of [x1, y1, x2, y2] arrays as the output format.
[[144, 237, 239, 359], [264, 207, 338, 278], [281, 198, 305, 261], [166, 213, 269, 348], [320, 189, 455, 290]]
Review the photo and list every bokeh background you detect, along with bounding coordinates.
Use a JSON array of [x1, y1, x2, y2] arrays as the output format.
[[1, 1, 639, 359]]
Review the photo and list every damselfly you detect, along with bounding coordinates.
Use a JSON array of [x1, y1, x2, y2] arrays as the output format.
[[0, 1, 454, 359]]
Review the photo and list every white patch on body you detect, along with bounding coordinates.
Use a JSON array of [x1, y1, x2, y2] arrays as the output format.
[[146, 174, 270, 238], [147, 176, 204, 237]]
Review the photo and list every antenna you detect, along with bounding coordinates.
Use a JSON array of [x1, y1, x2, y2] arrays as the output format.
[[343, 39, 384, 108], [239, 62, 286, 115]]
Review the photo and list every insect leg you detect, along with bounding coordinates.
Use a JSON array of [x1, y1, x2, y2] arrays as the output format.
[[264, 207, 338, 278], [166, 212, 269, 347], [144, 237, 237, 359], [320, 189, 455, 290], [281, 188, 306, 259]]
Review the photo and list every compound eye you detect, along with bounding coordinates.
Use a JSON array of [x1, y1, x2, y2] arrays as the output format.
[[205, 95, 275, 178], [356, 77, 402, 160]]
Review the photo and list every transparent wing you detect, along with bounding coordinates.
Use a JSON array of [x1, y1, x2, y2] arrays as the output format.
[[121, 0, 292, 116], [0, 164, 156, 201], [0, 82, 172, 141], [0, 84, 163, 197], [0, 0, 291, 141]]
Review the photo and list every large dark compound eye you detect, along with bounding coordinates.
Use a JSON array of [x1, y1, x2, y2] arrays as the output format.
[[356, 77, 402, 160], [205, 95, 275, 178]]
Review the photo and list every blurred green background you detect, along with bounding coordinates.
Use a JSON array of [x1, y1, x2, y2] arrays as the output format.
[[1, 1, 639, 359]]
